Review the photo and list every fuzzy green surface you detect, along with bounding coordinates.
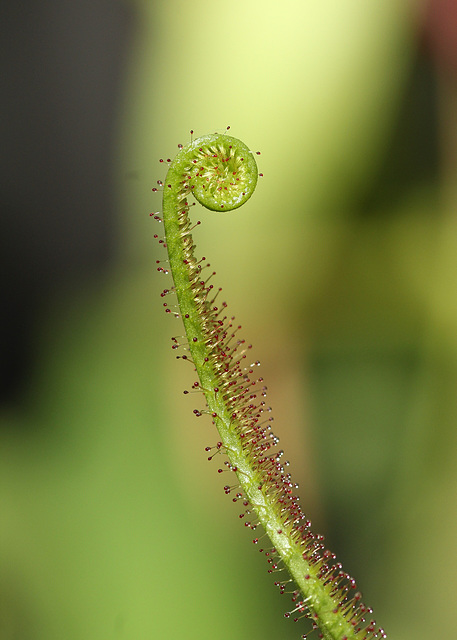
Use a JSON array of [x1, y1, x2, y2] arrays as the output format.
[[161, 133, 376, 640]]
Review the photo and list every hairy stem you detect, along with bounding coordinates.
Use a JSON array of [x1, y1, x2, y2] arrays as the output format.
[[156, 132, 384, 640]]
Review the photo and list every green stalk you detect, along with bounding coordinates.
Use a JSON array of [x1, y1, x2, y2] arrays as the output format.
[[154, 132, 384, 640]]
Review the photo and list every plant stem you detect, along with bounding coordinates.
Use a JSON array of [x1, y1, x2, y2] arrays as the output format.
[[157, 132, 384, 640]]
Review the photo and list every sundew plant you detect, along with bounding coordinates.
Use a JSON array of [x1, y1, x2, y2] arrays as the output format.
[[151, 131, 386, 640]]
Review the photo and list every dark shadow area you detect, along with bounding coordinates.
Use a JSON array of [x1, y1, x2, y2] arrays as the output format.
[[355, 50, 440, 217], [0, 1, 136, 405]]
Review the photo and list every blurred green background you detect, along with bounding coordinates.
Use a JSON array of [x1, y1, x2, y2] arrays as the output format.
[[2, 1, 457, 638]]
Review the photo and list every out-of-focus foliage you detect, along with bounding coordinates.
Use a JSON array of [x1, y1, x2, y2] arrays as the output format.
[[2, 1, 457, 639]]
